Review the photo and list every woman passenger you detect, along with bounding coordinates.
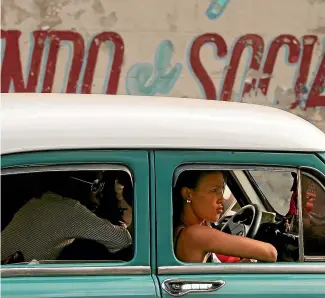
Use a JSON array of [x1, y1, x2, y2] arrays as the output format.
[[173, 170, 278, 263]]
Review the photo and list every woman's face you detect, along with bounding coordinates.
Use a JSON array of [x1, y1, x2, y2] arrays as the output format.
[[188, 172, 225, 222]]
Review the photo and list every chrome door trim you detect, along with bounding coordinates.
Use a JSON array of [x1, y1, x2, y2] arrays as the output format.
[[1, 266, 150, 277], [1, 163, 133, 182], [158, 264, 325, 275]]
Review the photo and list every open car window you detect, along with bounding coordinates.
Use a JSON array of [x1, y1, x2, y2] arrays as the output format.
[[1, 166, 134, 265], [172, 165, 304, 263]]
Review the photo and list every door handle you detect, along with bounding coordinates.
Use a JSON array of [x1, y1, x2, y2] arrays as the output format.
[[162, 278, 226, 296]]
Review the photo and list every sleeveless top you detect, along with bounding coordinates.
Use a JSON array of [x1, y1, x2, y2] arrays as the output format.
[[174, 223, 221, 263]]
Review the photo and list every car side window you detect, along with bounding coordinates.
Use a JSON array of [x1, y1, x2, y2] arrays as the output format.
[[301, 173, 325, 258], [1, 167, 134, 265]]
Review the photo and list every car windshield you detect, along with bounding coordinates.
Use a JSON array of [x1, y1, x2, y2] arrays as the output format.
[[247, 170, 294, 215]]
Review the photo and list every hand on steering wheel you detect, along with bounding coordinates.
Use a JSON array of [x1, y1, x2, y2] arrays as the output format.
[[221, 204, 262, 239]]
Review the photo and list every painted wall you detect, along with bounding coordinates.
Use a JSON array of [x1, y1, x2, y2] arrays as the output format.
[[1, 0, 325, 131]]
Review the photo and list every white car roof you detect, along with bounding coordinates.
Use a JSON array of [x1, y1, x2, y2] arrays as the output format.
[[1, 93, 325, 154]]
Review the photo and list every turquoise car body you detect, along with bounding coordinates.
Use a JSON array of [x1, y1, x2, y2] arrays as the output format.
[[1, 149, 325, 298]]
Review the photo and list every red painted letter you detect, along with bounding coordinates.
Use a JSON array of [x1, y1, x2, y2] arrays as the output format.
[[1, 30, 47, 92], [292, 35, 318, 108], [305, 49, 325, 108], [221, 34, 264, 101], [258, 35, 300, 95], [42, 31, 85, 93], [189, 33, 228, 100], [81, 32, 124, 94]]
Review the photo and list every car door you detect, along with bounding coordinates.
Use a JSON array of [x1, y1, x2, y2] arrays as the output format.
[[155, 150, 325, 298], [1, 150, 158, 298]]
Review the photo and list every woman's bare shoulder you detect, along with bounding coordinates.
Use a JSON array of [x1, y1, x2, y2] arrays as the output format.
[[182, 224, 215, 239]]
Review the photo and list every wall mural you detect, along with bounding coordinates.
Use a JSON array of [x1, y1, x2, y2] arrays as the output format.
[[1, 0, 324, 130]]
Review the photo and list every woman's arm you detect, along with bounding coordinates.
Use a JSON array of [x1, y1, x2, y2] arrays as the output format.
[[181, 225, 277, 262]]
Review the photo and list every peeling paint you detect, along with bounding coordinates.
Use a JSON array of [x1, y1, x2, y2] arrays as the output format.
[[308, 0, 325, 4], [244, 69, 273, 84], [311, 25, 325, 34], [1, 2, 7, 27], [273, 86, 297, 108], [167, 11, 178, 32], [241, 89, 273, 106], [74, 9, 85, 20], [33, 0, 73, 29], [194, 0, 199, 20], [41, 25, 50, 30], [92, 0, 105, 14], [15, 6, 33, 25], [100, 12, 117, 29]]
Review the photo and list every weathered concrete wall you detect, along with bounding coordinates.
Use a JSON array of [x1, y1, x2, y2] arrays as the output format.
[[1, 0, 325, 131]]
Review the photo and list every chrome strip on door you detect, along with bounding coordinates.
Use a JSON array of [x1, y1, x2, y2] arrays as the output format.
[[1, 266, 150, 277], [158, 264, 325, 274]]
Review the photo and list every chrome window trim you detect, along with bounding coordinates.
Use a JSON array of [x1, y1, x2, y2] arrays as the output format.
[[1, 266, 150, 277], [1, 163, 139, 275], [1, 163, 134, 183], [172, 164, 325, 265], [299, 168, 325, 260], [304, 256, 325, 262], [301, 170, 325, 193], [173, 164, 296, 187], [301, 166, 325, 180], [158, 264, 325, 275], [297, 168, 305, 262]]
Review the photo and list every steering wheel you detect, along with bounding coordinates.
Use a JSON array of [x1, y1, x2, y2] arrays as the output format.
[[221, 204, 262, 238]]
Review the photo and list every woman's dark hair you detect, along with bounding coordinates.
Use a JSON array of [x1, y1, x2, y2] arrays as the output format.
[[173, 170, 224, 228]]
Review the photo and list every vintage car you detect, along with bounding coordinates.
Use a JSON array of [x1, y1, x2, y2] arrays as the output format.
[[1, 93, 325, 297]]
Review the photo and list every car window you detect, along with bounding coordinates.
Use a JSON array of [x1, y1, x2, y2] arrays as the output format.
[[172, 167, 301, 264], [1, 168, 134, 265], [247, 170, 294, 215], [301, 173, 325, 258]]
